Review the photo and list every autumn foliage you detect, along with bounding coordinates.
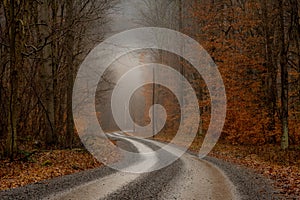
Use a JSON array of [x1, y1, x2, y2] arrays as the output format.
[[141, 0, 300, 147]]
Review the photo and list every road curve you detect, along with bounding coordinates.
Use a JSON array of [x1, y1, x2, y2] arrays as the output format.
[[44, 132, 239, 200]]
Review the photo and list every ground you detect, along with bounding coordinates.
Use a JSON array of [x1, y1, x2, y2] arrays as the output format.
[[0, 149, 101, 191], [155, 134, 300, 199], [0, 136, 300, 198]]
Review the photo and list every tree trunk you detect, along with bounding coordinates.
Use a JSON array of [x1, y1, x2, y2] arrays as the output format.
[[290, 0, 300, 120], [6, 0, 18, 161], [278, 0, 289, 150], [262, 0, 277, 131], [40, 0, 57, 147], [65, 0, 75, 149], [178, 0, 185, 123]]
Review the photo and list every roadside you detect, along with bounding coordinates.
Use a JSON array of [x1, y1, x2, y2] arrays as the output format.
[[1, 133, 300, 199], [0, 138, 123, 192], [209, 143, 300, 199], [0, 149, 101, 191], [155, 134, 300, 199]]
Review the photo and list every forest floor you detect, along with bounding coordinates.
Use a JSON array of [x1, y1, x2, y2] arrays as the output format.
[[1, 136, 300, 199], [0, 149, 101, 191], [155, 134, 300, 199], [210, 144, 300, 198]]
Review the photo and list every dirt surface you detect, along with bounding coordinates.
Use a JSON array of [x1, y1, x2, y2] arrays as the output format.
[[0, 135, 283, 200]]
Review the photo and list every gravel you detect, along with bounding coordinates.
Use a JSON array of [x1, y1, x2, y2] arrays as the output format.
[[0, 166, 116, 200], [102, 139, 183, 200], [0, 139, 137, 200], [103, 159, 183, 200], [0, 137, 285, 200], [204, 157, 283, 200]]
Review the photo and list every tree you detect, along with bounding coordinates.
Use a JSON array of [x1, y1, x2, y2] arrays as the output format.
[[5, 0, 19, 160], [278, 0, 289, 149], [0, 0, 118, 159], [39, 0, 57, 146], [65, 0, 75, 148]]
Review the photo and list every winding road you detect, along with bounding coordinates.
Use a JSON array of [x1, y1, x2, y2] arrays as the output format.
[[0, 132, 278, 200], [45, 132, 238, 200]]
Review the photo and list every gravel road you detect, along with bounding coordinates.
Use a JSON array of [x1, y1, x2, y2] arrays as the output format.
[[0, 132, 281, 200]]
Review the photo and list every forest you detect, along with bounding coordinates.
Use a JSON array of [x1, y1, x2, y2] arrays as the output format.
[[0, 0, 300, 197], [0, 0, 117, 160]]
